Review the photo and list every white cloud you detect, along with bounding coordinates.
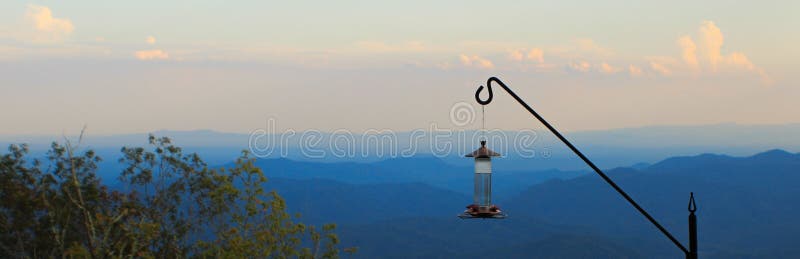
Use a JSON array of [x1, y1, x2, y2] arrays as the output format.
[[628, 65, 643, 77], [135, 49, 169, 60], [487, 28, 767, 83], [689, 21, 769, 83], [509, 49, 524, 61], [25, 4, 74, 42], [677, 35, 699, 70], [599, 62, 621, 74], [509, 48, 544, 63], [698, 21, 724, 70], [649, 61, 671, 76], [459, 54, 494, 69], [610, 21, 771, 83], [566, 61, 622, 74], [726, 52, 754, 70], [0, 15, 771, 85], [726, 52, 772, 84], [527, 48, 544, 63], [568, 61, 591, 72]]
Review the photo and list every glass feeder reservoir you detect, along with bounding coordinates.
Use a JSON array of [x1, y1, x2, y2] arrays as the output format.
[[459, 140, 506, 219]]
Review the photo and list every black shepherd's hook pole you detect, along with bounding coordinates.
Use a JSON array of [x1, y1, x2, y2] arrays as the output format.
[[475, 77, 698, 259]]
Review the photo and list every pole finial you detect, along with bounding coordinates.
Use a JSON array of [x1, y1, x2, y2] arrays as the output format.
[[688, 192, 697, 213]]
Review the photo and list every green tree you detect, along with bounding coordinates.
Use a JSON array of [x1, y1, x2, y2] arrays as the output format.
[[0, 134, 354, 258]]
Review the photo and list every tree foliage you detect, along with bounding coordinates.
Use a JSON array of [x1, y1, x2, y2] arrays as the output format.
[[0, 135, 353, 258]]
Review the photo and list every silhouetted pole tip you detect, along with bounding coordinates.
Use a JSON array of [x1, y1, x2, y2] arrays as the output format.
[[688, 192, 698, 259]]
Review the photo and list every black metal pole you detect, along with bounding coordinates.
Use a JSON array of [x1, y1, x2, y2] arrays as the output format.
[[688, 192, 698, 259], [475, 76, 694, 257]]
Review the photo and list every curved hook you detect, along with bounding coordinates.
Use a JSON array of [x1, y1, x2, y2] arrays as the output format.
[[688, 192, 697, 213], [475, 77, 502, 105]]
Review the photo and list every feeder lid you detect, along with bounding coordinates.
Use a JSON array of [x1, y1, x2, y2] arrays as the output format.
[[465, 140, 501, 158]]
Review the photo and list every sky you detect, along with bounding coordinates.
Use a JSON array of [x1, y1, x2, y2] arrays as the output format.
[[0, 1, 798, 135]]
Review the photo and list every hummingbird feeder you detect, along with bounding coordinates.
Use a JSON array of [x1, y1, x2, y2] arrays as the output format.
[[458, 140, 506, 219]]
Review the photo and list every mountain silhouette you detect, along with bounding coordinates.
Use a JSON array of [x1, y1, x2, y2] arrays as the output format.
[[257, 149, 800, 258]]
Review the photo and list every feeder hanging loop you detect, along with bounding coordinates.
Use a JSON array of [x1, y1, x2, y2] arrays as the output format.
[[475, 77, 500, 105]]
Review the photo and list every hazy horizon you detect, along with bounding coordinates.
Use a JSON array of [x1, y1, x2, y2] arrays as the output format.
[[2, 120, 800, 138]]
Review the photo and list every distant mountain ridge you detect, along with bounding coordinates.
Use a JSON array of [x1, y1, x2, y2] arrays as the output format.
[[4, 123, 799, 148], [506, 148, 800, 257], [3, 123, 799, 171], [258, 149, 800, 258], [250, 155, 587, 198]]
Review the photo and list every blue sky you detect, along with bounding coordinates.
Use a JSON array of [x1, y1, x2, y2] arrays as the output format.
[[0, 1, 797, 135]]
